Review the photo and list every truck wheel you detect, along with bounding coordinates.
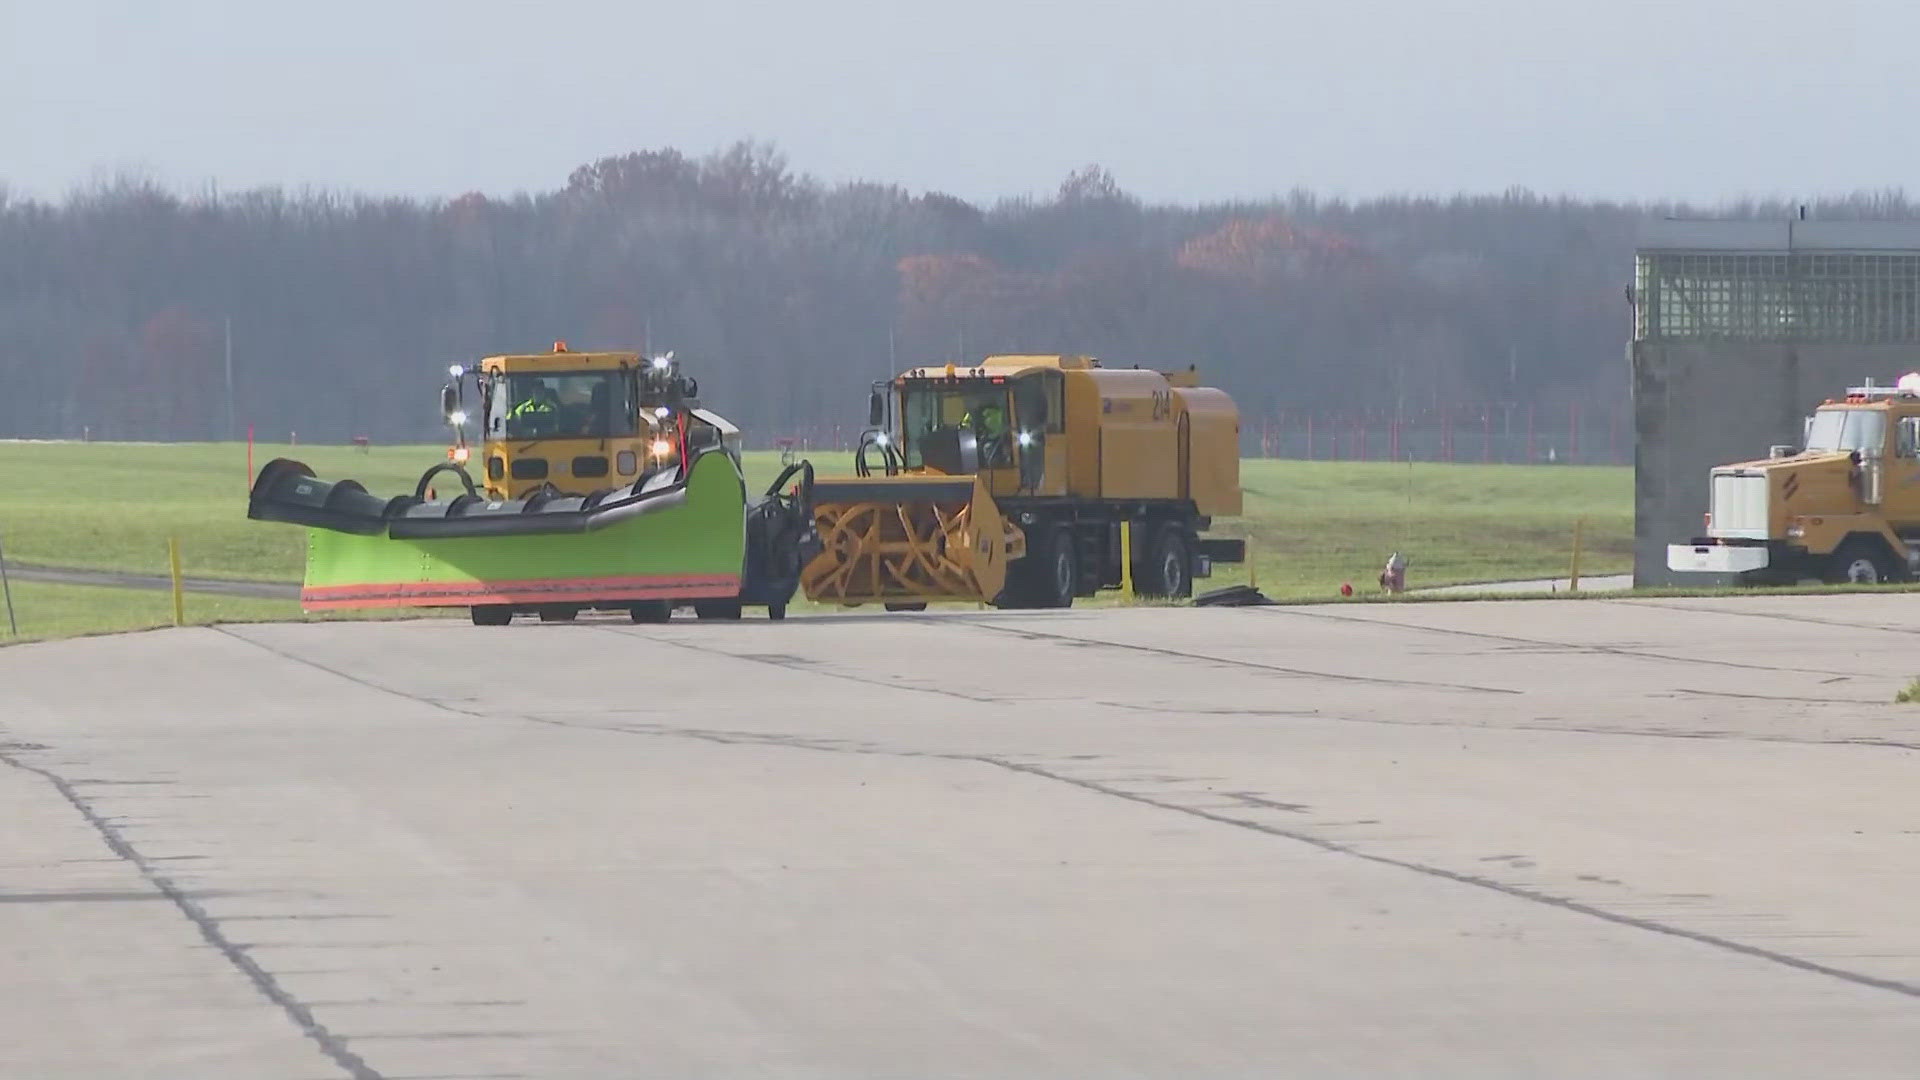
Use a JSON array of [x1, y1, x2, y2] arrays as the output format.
[[629, 601, 671, 623], [695, 600, 744, 620], [1039, 526, 1077, 608], [994, 523, 1075, 609], [1140, 526, 1193, 599], [470, 605, 512, 626], [1827, 539, 1901, 584], [884, 602, 928, 612], [768, 601, 788, 621], [537, 606, 578, 623]]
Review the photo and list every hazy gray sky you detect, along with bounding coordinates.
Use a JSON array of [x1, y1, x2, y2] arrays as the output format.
[[3, 0, 1913, 205]]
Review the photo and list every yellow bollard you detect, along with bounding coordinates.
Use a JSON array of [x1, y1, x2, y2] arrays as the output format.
[[168, 537, 185, 626], [1120, 520, 1134, 601], [1568, 517, 1585, 593]]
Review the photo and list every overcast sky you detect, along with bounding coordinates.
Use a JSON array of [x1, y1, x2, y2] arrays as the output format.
[[3, 0, 1913, 205]]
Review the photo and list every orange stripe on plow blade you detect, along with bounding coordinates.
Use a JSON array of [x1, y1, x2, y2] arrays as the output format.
[[302, 573, 741, 610]]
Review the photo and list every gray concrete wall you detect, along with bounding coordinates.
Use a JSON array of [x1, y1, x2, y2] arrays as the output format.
[[1632, 340, 1920, 585]]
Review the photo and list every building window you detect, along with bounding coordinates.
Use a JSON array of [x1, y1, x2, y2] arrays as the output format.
[[1637, 252, 1920, 341]]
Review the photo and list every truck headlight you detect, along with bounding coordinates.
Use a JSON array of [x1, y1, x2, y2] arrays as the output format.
[[1786, 522, 1805, 539]]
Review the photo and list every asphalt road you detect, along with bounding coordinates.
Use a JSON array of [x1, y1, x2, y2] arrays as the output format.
[[5, 562, 299, 599], [6, 596, 1920, 1077]]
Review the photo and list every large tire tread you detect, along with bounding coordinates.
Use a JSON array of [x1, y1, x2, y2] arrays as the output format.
[[694, 600, 744, 620], [997, 521, 1075, 609], [1826, 537, 1903, 585], [1147, 525, 1194, 600], [629, 601, 672, 623], [471, 605, 513, 626]]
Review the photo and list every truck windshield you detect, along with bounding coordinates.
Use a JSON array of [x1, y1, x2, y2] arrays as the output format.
[[487, 371, 628, 440], [1803, 409, 1885, 454], [900, 383, 1015, 468]]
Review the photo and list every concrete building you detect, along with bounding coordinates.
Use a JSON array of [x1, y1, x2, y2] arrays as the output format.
[[1631, 220, 1920, 585]]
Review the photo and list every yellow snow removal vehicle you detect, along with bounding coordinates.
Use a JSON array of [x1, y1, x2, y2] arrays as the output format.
[[1669, 373, 1920, 585], [248, 344, 816, 623], [800, 354, 1245, 609]]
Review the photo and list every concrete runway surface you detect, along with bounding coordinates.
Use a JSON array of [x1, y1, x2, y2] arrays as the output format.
[[5, 595, 1920, 1078]]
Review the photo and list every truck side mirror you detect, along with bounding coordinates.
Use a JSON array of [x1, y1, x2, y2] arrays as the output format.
[[868, 390, 885, 428], [440, 383, 459, 421]]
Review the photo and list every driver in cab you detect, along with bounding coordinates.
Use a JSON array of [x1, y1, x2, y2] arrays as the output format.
[[964, 401, 1011, 466], [509, 382, 561, 434]]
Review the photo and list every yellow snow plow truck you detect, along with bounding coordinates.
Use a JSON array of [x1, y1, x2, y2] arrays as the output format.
[[800, 354, 1245, 609], [1669, 375, 1920, 585], [249, 344, 816, 624]]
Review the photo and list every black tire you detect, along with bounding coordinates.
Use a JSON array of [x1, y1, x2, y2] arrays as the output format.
[[470, 605, 512, 626], [1826, 538, 1902, 585], [694, 600, 744, 620], [629, 600, 671, 623], [767, 601, 788, 621], [1139, 526, 1193, 599], [884, 602, 928, 613], [1036, 525, 1077, 608], [537, 606, 578, 623], [996, 521, 1075, 609]]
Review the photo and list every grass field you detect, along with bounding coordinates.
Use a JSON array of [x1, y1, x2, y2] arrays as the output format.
[[0, 440, 1632, 639], [1228, 458, 1630, 596]]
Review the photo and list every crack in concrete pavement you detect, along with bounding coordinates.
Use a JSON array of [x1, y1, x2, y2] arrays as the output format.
[[489, 709, 1920, 1005], [211, 623, 1920, 1006], [594, 624, 1013, 704], [957, 619, 1523, 695], [0, 744, 385, 1080], [1254, 605, 1878, 679], [1625, 599, 1920, 637]]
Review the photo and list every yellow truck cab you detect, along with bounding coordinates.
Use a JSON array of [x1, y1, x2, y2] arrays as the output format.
[[442, 343, 737, 501], [1669, 375, 1920, 584]]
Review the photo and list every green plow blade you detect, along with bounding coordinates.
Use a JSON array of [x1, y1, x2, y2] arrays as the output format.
[[292, 451, 746, 612]]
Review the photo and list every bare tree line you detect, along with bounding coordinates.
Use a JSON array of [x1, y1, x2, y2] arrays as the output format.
[[1, 143, 1910, 446]]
